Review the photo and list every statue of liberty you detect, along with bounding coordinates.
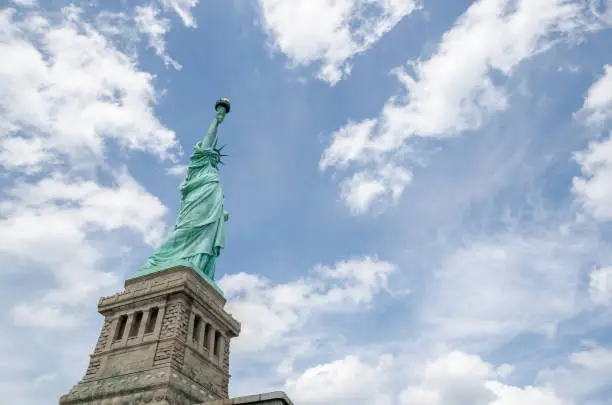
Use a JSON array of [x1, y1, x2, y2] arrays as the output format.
[[133, 98, 231, 293]]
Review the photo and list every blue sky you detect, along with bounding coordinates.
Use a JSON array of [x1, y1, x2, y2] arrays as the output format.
[[1, 0, 612, 404]]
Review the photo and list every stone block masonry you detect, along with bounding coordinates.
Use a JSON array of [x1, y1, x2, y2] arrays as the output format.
[[59, 267, 240, 405]]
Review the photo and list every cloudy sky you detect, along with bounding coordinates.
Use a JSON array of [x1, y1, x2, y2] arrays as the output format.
[[1, 0, 612, 404]]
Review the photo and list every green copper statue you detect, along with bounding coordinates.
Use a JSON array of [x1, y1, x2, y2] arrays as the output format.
[[133, 98, 231, 293]]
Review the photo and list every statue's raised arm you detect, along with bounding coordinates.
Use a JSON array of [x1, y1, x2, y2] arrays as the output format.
[[201, 98, 231, 148]]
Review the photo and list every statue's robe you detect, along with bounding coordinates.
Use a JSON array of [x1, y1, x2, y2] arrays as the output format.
[[140, 142, 227, 280]]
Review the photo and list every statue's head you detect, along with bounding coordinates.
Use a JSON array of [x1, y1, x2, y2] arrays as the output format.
[[210, 152, 221, 167]]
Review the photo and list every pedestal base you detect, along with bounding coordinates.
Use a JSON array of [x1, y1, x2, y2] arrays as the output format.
[[60, 368, 219, 405], [131, 261, 224, 296]]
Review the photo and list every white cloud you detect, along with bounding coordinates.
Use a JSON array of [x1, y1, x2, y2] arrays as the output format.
[[589, 266, 612, 305], [400, 351, 497, 405], [285, 354, 394, 405], [573, 66, 612, 222], [0, 136, 57, 173], [135, 5, 182, 70], [399, 352, 567, 405], [577, 65, 612, 126], [285, 351, 568, 405], [1, 173, 167, 244], [573, 136, 612, 221], [219, 257, 395, 354], [320, 119, 378, 169], [256, 0, 420, 84], [321, 0, 598, 213], [10, 0, 37, 7], [93, 7, 182, 71], [0, 7, 179, 171], [486, 382, 566, 405], [340, 164, 412, 214], [161, 0, 199, 28], [570, 343, 612, 371]]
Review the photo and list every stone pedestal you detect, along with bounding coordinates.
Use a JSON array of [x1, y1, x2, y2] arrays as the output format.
[[59, 267, 241, 405]]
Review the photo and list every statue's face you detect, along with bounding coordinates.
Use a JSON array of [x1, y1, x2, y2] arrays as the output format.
[[211, 153, 220, 167]]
